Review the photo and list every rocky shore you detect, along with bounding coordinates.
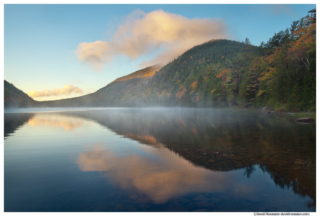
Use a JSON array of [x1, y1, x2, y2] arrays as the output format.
[[260, 107, 315, 123]]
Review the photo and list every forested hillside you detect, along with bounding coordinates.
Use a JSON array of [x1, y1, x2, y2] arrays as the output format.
[[106, 10, 315, 111], [40, 39, 253, 107], [4, 80, 39, 108], [5, 10, 316, 111]]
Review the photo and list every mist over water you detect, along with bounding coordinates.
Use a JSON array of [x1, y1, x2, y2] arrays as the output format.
[[4, 107, 125, 113], [4, 108, 315, 212]]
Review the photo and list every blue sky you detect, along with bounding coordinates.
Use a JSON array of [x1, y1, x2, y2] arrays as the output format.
[[4, 4, 316, 101]]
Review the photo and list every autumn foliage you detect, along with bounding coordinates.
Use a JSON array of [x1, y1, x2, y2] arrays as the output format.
[[216, 69, 231, 80]]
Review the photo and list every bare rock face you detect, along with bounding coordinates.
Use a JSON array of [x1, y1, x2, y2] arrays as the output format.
[[296, 118, 315, 124]]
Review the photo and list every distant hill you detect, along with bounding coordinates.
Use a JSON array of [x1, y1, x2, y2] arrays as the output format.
[[4, 80, 39, 108], [40, 39, 251, 107], [5, 39, 252, 108], [3, 65, 161, 108], [40, 65, 163, 107], [3, 39, 258, 107]]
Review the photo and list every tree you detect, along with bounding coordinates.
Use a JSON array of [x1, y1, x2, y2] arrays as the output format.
[[244, 38, 251, 45], [287, 15, 316, 73]]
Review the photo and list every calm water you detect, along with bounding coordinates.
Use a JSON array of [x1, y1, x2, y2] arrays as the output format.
[[4, 108, 316, 212]]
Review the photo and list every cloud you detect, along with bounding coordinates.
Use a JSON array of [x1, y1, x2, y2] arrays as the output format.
[[266, 5, 295, 16], [27, 85, 83, 98], [75, 9, 230, 70]]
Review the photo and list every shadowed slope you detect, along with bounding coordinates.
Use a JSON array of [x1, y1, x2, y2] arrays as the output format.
[[4, 81, 39, 108]]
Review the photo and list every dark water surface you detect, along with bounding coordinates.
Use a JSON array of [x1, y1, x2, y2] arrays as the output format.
[[4, 108, 316, 212]]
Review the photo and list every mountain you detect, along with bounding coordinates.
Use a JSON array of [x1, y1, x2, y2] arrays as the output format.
[[4, 11, 316, 110], [40, 64, 162, 107], [40, 39, 253, 107], [4, 39, 253, 108], [4, 80, 39, 108]]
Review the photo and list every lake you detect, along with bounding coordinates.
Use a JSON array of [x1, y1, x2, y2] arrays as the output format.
[[4, 108, 316, 212]]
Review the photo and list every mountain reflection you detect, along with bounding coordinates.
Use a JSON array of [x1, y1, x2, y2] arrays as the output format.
[[122, 134, 163, 148], [27, 114, 83, 131], [65, 108, 315, 208], [4, 108, 315, 210], [4, 113, 34, 138]]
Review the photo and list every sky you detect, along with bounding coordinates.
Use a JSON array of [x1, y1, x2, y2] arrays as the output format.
[[4, 4, 316, 101]]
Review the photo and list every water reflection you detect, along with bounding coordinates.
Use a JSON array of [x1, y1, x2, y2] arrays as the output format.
[[123, 135, 162, 148], [76, 143, 231, 203], [27, 114, 83, 131], [4, 108, 316, 211], [4, 113, 34, 138], [67, 108, 315, 209]]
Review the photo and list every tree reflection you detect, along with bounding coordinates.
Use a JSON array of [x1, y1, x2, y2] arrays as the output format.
[[244, 165, 256, 178], [4, 113, 34, 138]]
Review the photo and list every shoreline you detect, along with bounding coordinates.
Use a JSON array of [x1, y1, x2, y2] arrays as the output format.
[[259, 107, 316, 121]]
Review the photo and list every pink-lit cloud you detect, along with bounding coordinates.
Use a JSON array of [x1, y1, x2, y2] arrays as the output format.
[[75, 9, 230, 70], [28, 114, 83, 131], [27, 85, 83, 98]]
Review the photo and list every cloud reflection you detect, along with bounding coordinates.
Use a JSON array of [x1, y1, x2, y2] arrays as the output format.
[[28, 114, 83, 131], [76, 143, 235, 203]]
